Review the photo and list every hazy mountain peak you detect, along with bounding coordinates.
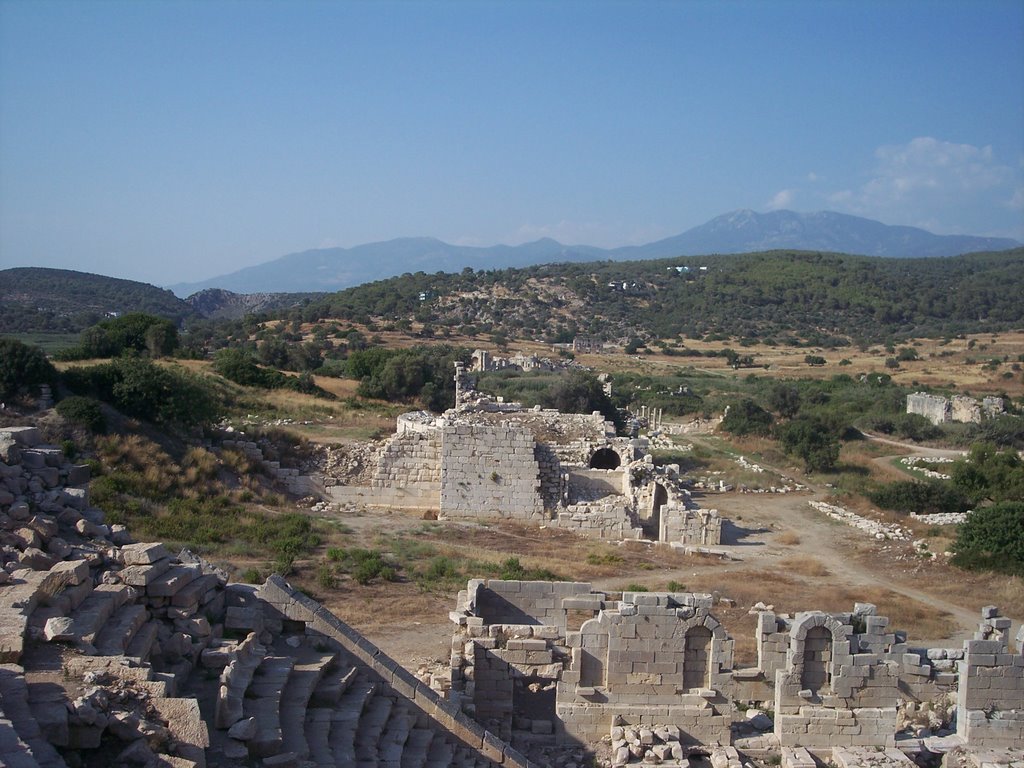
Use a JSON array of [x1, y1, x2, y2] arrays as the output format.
[[168, 210, 1020, 296]]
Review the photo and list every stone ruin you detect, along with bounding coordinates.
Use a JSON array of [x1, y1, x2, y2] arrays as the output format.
[[327, 363, 722, 550], [470, 350, 569, 374], [906, 393, 1006, 427], [0, 425, 530, 768], [2, 418, 1021, 767], [449, 580, 1024, 766]]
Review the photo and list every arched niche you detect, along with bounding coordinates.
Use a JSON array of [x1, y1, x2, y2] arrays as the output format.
[[589, 447, 621, 470], [683, 625, 713, 690], [801, 625, 832, 692]]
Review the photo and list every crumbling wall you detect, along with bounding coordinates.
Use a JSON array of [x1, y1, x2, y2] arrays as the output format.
[[773, 611, 901, 748], [469, 580, 597, 629], [955, 607, 1024, 749], [950, 395, 983, 424], [907, 392, 1007, 426], [663, 505, 722, 546], [557, 592, 734, 746], [906, 393, 951, 425], [555, 500, 643, 540], [439, 422, 545, 521]]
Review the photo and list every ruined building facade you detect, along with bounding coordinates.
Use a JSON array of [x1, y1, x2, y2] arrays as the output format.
[[328, 363, 722, 548], [906, 392, 1006, 426], [450, 580, 1024, 763]]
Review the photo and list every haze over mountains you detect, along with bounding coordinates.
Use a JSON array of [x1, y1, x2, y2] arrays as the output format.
[[169, 209, 1021, 296]]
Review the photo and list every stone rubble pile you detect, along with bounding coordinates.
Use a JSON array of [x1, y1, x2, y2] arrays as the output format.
[[899, 455, 955, 481], [808, 500, 910, 540], [910, 510, 971, 525]]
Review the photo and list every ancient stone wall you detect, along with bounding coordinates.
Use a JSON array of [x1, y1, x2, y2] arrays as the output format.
[[956, 607, 1024, 749], [555, 501, 643, 541], [450, 582, 1024, 759], [439, 422, 545, 521], [907, 392, 1007, 426], [906, 393, 951, 425], [558, 592, 735, 746], [663, 506, 722, 547], [950, 395, 983, 424], [371, 432, 441, 491]]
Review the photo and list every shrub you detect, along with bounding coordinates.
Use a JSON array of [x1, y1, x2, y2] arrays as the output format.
[[721, 399, 773, 436], [62, 358, 222, 427], [55, 396, 106, 433], [951, 443, 1024, 504], [57, 312, 179, 360], [0, 338, 57, 400], [775, 417, 839, 472], [867, 480, 970, 515], [951, 501, 1024, 576]]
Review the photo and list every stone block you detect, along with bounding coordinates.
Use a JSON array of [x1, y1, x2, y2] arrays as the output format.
[[121, 542, 171, 566]]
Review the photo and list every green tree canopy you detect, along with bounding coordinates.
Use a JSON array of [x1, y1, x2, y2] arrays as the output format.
[[951, 501, 1024, 576], [0, 338, 57, 401]]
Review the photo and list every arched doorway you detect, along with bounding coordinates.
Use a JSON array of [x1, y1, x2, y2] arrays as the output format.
[[801, 626, 832, 693], [640, 482, 667, 539], [683, 626, 712, 690], [589, 448, 621, 470]]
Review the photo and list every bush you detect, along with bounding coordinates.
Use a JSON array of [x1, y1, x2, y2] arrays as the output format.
[[62, 358, 222, 427], [775, 417, 839, 472], [0, 338, 57, 400], [867, 480, 971, 515], [721, 399, 773, 436], [57, 312, 179, 360], [951, 501, 1024, 576], [55, 396, 106, 433], [950, 443, 1024, 504]]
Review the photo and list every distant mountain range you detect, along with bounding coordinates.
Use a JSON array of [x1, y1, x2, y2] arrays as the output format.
[[169, 209, 1020, 296]]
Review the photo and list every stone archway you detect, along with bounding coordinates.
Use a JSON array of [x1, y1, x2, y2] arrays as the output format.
[[683, 625, 713, 690], [801, 625, 833, 693], [589, 448, 621, 470]]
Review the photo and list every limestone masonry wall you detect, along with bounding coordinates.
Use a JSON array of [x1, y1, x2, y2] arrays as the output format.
[[439, 422, 545, 521], [907, 392, 1006, 426], [448, 579, 1024, 760]]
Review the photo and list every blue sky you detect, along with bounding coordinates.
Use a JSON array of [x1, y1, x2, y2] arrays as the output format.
[[1, 0, 1022, 286]]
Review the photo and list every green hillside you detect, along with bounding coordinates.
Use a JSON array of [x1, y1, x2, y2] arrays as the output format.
[[0, 267, 194, 335], [292, 248, 1024, 343]]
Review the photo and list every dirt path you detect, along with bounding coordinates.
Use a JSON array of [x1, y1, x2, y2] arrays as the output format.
[[859, 431, 967, 459]]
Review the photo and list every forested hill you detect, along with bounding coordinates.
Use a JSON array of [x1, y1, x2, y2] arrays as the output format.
[[288, 248, 1024, 344], [0, 268, 194, 334]]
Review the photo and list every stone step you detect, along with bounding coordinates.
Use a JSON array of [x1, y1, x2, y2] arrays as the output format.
[[354, 692, 394, 763], [400, 727, 436, 768], [424, 732, 454, 768], [95, 603, 149, 656], [65, 583, 132, 647], [27, 677, 69, 748], [329, 678, 378, 767], [280, 650, 337, 758], [311, 660, 357, 706], [305, 708, 335, 767], [379, 703, 416, 768], [124, 619, 160, 661], [0, 665, 67, 768], [0, 570, 51, 663], [243, 655, 295, 758]]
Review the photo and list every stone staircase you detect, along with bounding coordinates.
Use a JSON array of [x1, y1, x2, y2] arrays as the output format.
[[199, 602, 520, 768]]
